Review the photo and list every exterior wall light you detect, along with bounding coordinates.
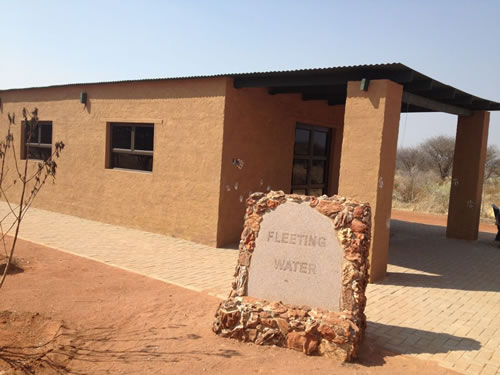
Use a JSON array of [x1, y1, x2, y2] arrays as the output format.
[[360, 78, 370, 91]]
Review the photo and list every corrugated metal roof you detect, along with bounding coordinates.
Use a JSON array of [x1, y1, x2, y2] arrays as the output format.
[[0, 73, 226, 91], [0, 63, 404, 91], [1, 63, 499, 112]]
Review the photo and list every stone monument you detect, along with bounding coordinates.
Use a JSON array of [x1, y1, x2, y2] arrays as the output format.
[[213, 191, 371, 361]]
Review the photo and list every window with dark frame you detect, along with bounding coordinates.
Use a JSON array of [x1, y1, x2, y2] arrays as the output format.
[[23, 121, 53, 161], [109, 123, 154, 172], [291, 123, 332, 196]]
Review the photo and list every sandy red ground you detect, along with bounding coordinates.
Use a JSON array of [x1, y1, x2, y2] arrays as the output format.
[[392, 209, 497, 234], [0, 238, 460, 375]]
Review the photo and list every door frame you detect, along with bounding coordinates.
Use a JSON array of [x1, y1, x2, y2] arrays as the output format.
[[290, 123, 334, 196]]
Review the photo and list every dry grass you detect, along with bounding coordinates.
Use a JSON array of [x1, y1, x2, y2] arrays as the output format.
[[393, 174, 499, 223], [482, 179, 500, 221]]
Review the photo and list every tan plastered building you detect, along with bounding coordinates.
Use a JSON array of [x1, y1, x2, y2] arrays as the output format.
[[1, 63, 498, 281]]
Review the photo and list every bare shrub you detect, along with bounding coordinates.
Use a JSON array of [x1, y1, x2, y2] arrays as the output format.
[[394, 136, 500, 223], [485, 145, 500, 182], [393, 171, 424, 203], [396, 147, 429, 178], [420, 136, 455, 181], [417, 180, 452, 214], [481, 178, 500, 220], [0, 108, 64, 290]]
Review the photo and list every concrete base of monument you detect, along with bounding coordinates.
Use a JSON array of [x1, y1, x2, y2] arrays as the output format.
[[213, 296, 364, 361], [213, 191, 371, 362]]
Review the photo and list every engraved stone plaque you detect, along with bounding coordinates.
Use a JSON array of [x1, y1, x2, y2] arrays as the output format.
[[213, 191, 371, 360], [247, 201, 343, 311]]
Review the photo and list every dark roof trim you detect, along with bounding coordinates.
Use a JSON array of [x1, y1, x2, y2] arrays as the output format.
[[231, 63, 500, 113]]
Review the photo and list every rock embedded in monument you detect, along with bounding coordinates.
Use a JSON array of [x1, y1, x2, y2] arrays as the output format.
[[213, 191, 371, 362]]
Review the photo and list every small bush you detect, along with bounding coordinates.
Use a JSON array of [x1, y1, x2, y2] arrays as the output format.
[[418, 180, 451, 214], [481, 178, 500, 220], [393, 171, 427, 203], [394, 139, 500, 223]]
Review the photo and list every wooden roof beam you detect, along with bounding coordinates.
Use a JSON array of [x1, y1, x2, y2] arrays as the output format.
[[471, 99, 492, 110], [235, 70, 415, 89], [447, 96, 473, 105], [268, 85, 347, 95], [268, 87, 304, 95], [404, 80, 434, 91], [327, 100, 346, 106], [402, 92, 472, 116], [302, 93, 346, 101], [427, 88, 457, 100]]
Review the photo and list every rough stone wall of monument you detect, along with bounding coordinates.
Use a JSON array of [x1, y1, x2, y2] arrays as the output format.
[[0, 77, 227, 246], [216, 80, 345, 247], [213, 191, 371, 361]]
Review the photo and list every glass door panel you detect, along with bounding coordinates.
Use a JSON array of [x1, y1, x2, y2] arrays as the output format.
[[291, 123, 333, 196]]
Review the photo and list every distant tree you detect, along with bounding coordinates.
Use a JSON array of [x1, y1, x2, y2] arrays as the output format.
[[485, 145, 500, 181], [420, 136, 455, 181], [394, 135, 499, 216], [0, 108, 64, 290], [396, 147, 428, 177], [395, 147, 428, 203]]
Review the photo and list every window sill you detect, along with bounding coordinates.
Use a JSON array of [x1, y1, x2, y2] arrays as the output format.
[[107, 167, 153, 174]]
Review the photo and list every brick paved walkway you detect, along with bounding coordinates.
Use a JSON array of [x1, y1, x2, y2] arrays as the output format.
[[366, 220, 500, 375], [1, 202, 499, 375]]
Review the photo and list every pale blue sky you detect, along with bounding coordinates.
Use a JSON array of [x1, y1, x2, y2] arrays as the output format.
[[1, 0, 499, 148]]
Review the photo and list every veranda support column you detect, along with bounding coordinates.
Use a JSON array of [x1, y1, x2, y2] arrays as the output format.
[[447, 111, 490, 240], [338, 80, 403, 282]]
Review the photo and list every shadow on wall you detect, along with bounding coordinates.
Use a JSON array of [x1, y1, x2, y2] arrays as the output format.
[[362, 321, 481, 366], [381, 220, 500, 292], [345, 82, 381, 109]]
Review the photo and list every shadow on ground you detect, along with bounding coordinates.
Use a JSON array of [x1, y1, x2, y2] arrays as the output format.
[[0, 262, 24, 275], [381, 220, 500, 292], [364, 321, 481, 360], [0, 322, 241, 375], [2, 322, 474, 373]]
